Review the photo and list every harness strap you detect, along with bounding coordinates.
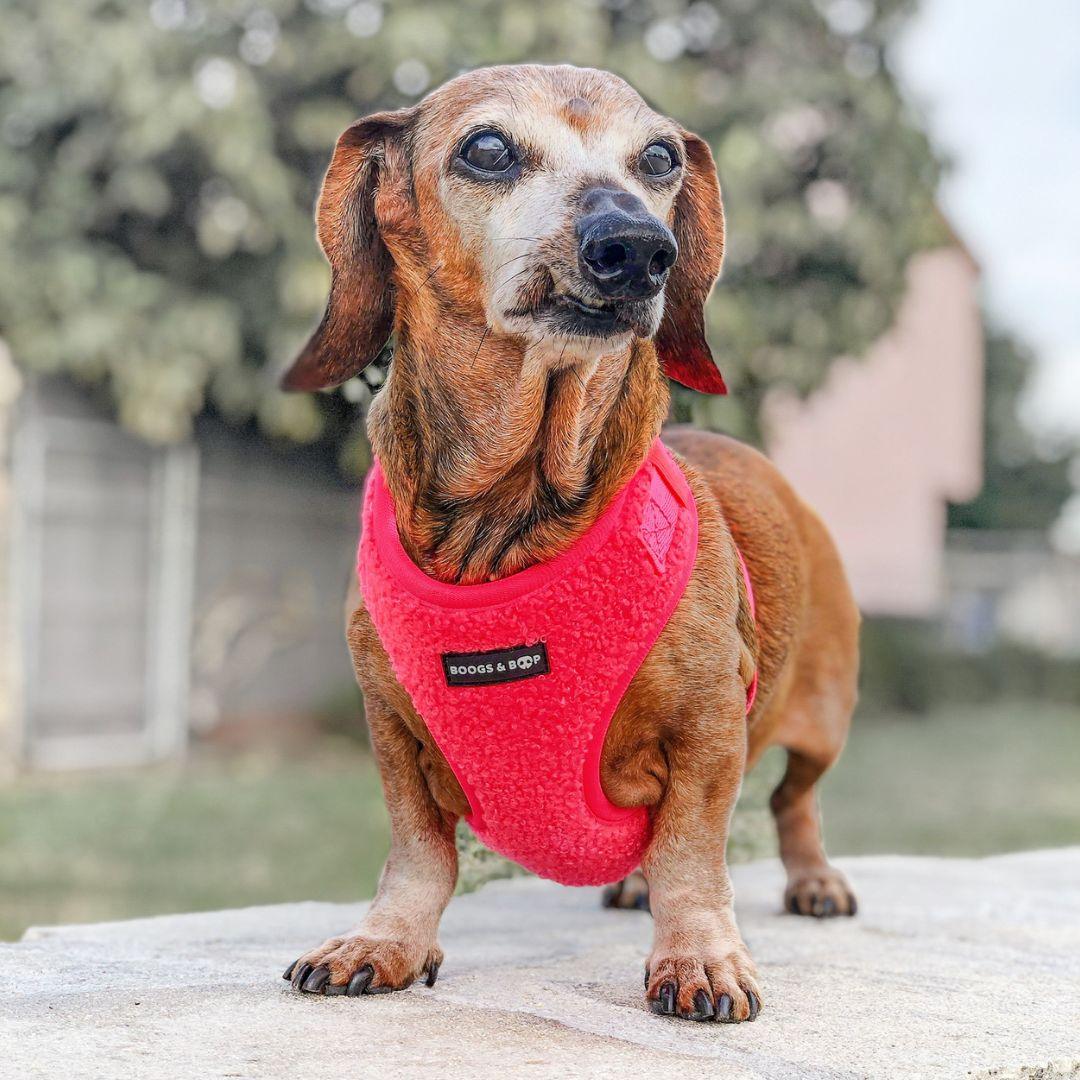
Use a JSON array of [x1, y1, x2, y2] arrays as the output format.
[[735, 547, 759, 712]]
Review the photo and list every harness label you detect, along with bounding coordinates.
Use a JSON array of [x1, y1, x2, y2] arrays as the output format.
[[441, 642, 550, 687]]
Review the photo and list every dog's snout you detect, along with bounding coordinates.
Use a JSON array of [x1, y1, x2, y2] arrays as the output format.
[[577, 187, 678, 300]]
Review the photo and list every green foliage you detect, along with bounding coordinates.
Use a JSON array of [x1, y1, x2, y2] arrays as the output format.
[[455, 821, 529, 895], [0, 0, 945, 456], [0, 743, 392, 941], [821, 703, 1080, 857], [947, 330, 1074, 530]]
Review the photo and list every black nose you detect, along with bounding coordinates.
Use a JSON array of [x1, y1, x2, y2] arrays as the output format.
[[577, 187, 678, 300]]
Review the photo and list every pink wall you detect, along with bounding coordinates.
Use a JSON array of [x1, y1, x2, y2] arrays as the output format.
[[764, 247, 984, 616]]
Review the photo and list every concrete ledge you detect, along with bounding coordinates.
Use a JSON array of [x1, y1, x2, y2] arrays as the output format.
[[4, 850, 1080, 1079]]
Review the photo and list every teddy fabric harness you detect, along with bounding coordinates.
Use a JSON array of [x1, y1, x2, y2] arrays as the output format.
[[358, 439, 753, 887]]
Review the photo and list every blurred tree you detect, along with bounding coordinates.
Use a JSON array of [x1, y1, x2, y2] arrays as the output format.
[[947, 330, 1073, 531], [0, 0, 947, 466]]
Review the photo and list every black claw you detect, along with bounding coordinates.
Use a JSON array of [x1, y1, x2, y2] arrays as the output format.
[[325, 982, 347, 996], [821, 896, 837, 917], [601, 885, 619, 908], [717, 993, 734, 1023], [365, 985, 392, 995], [649, 981, 676, 1017], [302, 965, 331, 994], [846, 893, 858, 916], [786, 893, 800, 915], [283, 960, 298, 981], [633, 893, 650, 912], [643, 967, 650, 990], [291, 962, 313, 991], [425, 960, 441, 987], [346, 965, 374, 997], [689, 989, 715, 1021], [746, 990, 761, 1022]]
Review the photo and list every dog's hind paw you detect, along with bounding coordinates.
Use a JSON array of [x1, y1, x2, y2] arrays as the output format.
[[602, 870, 650, 912], [784, 864, 857, 918], [283, 934, 443, 997]]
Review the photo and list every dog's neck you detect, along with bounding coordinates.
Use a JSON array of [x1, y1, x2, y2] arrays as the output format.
[[367, 326, 669, 584]]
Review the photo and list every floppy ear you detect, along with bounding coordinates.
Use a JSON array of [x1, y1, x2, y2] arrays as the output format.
[[280, 108, 415, 392], [655, 131, 728, 395]]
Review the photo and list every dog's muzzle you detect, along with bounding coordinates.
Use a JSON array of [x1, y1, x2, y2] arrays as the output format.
[[576, 187, 678, 301]]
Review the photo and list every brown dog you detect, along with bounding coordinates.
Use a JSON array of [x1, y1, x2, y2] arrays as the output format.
[[280, 64, 859, 1023]]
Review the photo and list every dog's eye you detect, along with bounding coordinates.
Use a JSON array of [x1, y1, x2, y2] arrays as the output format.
[[639, 142, 678, 177], [460, 130, 515, 174]]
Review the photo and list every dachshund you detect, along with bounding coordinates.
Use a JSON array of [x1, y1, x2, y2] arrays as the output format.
[[279, 64, 859, 1024]]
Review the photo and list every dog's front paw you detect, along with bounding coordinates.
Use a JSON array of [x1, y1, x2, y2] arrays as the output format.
[[645, 948, 762, 1023], [784, 864, 857, 918], [283, 933, 442, 997]]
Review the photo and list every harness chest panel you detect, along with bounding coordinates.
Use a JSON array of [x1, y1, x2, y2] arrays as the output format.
[[357, 439, 698, 886]]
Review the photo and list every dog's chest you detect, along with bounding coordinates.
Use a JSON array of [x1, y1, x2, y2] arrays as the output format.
[[356, 440, 699, 886]]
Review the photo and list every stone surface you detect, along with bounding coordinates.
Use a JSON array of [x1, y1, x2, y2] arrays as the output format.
[[4, 850, 1080, 1079]]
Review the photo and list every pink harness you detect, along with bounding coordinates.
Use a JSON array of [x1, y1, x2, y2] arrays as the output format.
[[358, 439, 755, 886]]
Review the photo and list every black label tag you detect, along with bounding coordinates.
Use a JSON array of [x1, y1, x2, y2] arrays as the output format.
[[441, 642, 550, 687]]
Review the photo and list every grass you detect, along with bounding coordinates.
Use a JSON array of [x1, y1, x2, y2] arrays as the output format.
[[0, 704, 1077, 941], [819, 703, 1080, 856], [0, 740, 391, 941]]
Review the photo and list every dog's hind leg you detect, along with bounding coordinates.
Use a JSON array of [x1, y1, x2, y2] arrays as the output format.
[[760, 494, 860, 918], [769, 742, 857, 917], [767, 555, 859, 916]]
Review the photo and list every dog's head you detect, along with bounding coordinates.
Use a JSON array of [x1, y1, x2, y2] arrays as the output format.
[[281, 64, 726, 395]]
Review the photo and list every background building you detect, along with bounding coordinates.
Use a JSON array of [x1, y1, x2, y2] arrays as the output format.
[[766, 245, 984, 618]]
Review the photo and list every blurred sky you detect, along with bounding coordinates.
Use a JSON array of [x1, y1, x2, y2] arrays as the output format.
[[896, 0, 1080, 443]]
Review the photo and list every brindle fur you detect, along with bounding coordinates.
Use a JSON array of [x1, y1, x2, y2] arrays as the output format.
[[281, 65, 859, 1024]]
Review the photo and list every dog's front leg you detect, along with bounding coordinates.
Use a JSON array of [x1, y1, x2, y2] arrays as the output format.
[[285, 693, 458, 997], [641, 694, 762, 1024]]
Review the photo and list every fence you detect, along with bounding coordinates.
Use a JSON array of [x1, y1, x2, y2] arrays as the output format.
[[3, 377, 359, 769]]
